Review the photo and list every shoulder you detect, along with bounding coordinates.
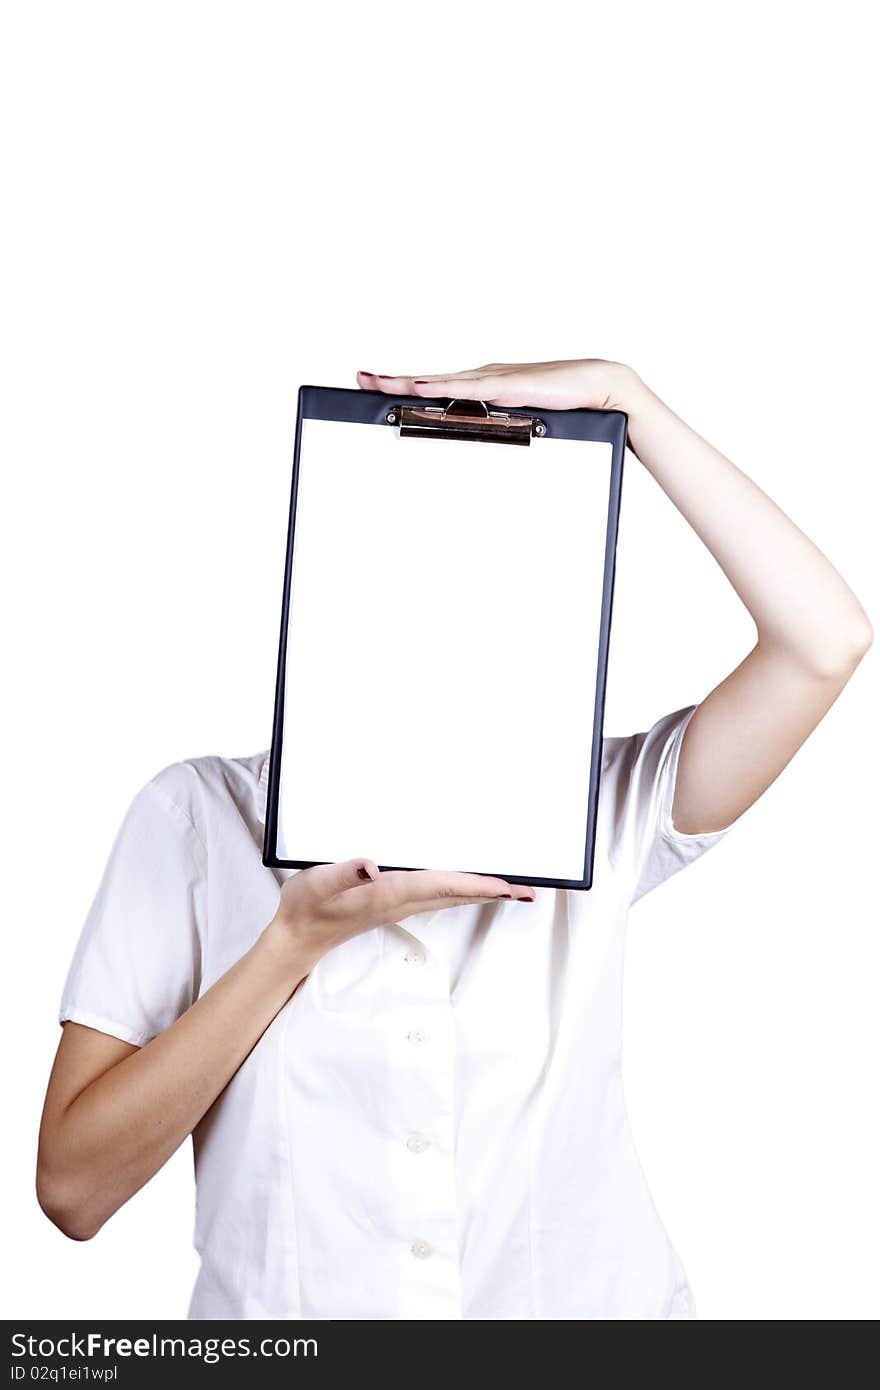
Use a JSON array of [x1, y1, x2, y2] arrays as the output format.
[[601, 707, 694, 780], [597, 706, 698, 859], [140, 748, 269, 847]]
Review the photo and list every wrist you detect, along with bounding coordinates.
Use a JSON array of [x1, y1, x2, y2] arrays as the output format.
[[257, 916, 321, 984], [600, 361, 647, 414]]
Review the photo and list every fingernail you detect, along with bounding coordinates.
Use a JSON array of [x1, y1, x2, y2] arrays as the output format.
[[495, 892, 513, 899], [376, 374, 393, 378], [357, 865, 372, 881], [517, 895, 535, 903], [413, 379, 429, 384]]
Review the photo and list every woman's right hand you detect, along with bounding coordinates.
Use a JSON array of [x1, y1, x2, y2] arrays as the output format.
[[37, 855, 533, 1242], [265, 858, 535, 970]]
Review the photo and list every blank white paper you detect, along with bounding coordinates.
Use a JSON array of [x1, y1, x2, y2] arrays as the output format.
[[276, 416, 614, 881]]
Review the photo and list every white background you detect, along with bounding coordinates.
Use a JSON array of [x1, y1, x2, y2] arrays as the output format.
[[1, 0, 877, 1322]]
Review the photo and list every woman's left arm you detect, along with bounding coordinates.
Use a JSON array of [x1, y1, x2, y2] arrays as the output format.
[[359, 361, 873, 834]]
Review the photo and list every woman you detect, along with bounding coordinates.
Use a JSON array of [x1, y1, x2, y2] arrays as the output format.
[[37, 358, 872, 1320]]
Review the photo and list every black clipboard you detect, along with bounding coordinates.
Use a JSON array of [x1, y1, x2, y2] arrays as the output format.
[[263, 385, 626, 890]]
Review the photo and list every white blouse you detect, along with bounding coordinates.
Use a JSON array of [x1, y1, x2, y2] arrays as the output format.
[[59, 703, 739, 1320]]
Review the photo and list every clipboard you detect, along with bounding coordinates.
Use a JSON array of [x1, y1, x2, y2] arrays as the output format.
[[263, 385, 626, 890]]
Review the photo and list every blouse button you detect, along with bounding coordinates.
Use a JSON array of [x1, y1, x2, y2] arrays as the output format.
[[406, 1132, 431, 1154], [407, 1028, 428, 1046], [404, 948, 427, 966], [411, 1239, 433, 1260]]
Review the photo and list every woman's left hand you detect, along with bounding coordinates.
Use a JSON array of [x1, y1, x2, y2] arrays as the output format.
[[362, 351, 874, 852], [356, 359, 636, 412]]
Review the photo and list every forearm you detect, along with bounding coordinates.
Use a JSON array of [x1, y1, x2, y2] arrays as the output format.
[[614, 368, 872, 675], [39, 922, 311, 1237]]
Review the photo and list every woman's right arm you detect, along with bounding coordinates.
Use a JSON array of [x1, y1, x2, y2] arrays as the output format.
[[37, 857, 532, 1240]]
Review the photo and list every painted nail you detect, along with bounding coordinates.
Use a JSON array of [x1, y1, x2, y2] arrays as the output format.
[[517, 895, 535, 903], [413, 379, 429, 383], [357, 865, 372, 881], [376, 374, 393, 378], [495, 892, 513, 899]]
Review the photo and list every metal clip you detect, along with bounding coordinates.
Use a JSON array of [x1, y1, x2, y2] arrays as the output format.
[[385, 398, 544, 446]]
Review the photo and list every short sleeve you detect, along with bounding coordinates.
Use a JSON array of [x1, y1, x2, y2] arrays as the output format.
[[59, 772, 207, 1047], [619, 704, 737, 906]]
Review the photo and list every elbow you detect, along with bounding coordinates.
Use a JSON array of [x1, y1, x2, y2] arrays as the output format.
[[829, 612, 873, 676], [36, 1164, 102, 1242], [800, 613, 873, 681], [853, 612, 874, 659]]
